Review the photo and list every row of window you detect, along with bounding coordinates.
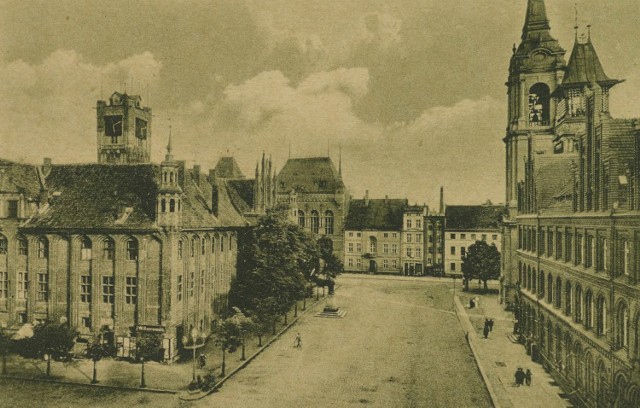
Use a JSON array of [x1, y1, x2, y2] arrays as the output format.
[[450, 233, 498, 241], [450, 246, 467, 256], [518, 226, 631, 276], [346, 258, 399, 269], [298, 210, 334, 235], [0, 271, 50, 302], [79, 275, 137, 305], [159, 198, 181, 213], [177, 235, 232, 259], [405, 219, 422, 229]]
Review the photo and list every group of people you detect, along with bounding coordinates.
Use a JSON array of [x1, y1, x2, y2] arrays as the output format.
[[482, 318, 494, 339], [514, 367, 532, 386]]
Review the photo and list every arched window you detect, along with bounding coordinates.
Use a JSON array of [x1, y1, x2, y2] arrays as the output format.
[[170, 198, 176, 213], [298, 210, 305, 228], [596, 295, 607, 337], [126, 238, 138, 261], [37, 237, 48, 259], [547, 273, 553, 304], [615, 302, 629, 349], [531, 268, 536, 294], [324, 211, 334, 235], [575, 285, 583, 323], [585, 353, 594, 394], [103, 238, 115, 260], [0, 234, 7, 255], [574, 343, 584, 386], [623, 240, 631, 276], [555, 277, 562, 308], [81, 237, 92, 260], [585, 290, 594, 329], [310, 210, 319, 234], [528, 83, 551, 126], [161, 198, 166, 213]]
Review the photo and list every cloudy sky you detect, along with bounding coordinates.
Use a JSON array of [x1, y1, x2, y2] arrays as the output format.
[[1, 0, 639, 207]]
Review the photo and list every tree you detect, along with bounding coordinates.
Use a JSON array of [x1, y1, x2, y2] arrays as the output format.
[[134, 333, 162, 388], [214, 317, 242, 377], [0, 327, 13, 375], [461, 240, 501, 291], [21, 321, 77, 377], [85, 340, 109, 384], [229, 308, 254, 361]]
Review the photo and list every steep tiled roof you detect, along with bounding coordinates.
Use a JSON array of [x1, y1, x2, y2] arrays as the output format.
[[22, 163, 246, 231], [225, 179, 255, 214], [534, 155, 575, 211], [277, 157, 344, 194], [561, 38, 621, 88], [0, 159, 41, 197], [445, 205, 506, 231], [345, 198, 408, 231], [214, 157, 245, 179]]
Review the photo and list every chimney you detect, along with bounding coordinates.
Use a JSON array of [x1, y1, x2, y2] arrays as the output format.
[[193, 165, 201, 185], [439, 186, 444, 215], [365, 190, 369, 206], [43, 158, 52, 176]]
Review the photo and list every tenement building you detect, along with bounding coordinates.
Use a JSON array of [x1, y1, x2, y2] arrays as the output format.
[[445, 204, 505, 276], [504, 1, 640, 406], [0, 92, 247, 360]]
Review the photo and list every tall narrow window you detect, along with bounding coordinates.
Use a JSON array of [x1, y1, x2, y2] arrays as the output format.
[[623, 240, 630, 276], [102, 276, 115, 304], [190, 239, 195, 257], [324, 211, 334, 235], [18, 238, 28, 256], [37, 238, 48, 259], [125, 277, 137, 305], [189, 271, 195, 297], [103, 239, 115, 260], [81, 238, 92, 260], [200, 270, 205, 293], [80, 276, 92, 303], [0, 271, 7, 299], [310, 211, 319, 234], [177, 275, 183, 301], [170, 199, 176, 212], [37, 272, 48, 301], [0, 236, 7, 255], [17, 272, 28, 299], [201, 239, 206, 255], [126, 239, 138, 260], [161, 198, 166, 212], [178, 240, 183, 259]]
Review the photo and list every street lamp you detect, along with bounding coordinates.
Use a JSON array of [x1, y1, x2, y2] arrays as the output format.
[[183, 328, 205, 383]]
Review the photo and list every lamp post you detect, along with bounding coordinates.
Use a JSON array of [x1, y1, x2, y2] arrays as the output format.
[[140, 357, 146, 388], [183, 328, 205, 383]]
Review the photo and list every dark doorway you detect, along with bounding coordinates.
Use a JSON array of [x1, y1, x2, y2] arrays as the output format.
[[369, 260, 377, 273], [176, 325, 184, 350]]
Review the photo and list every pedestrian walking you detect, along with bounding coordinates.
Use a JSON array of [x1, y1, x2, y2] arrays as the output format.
[[198, 352, 206, 368], [515, 367, 525, 386], [483, 324, 489, 339], [488, 318, 494, 332], [525, 368, 532, 386], [294, 333, 302, 348], [470, 298, 475, 309]]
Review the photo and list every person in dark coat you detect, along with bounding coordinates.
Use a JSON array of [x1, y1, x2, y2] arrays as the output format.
[[488, 318, 494, 332], [515, 367, 525, 386], [525, 368, 532, 386], [483, 324, 490, 339]]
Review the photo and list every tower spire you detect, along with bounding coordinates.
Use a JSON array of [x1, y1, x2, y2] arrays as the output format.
[[522, 0, 550, 37], [165, 125, 173, 161]]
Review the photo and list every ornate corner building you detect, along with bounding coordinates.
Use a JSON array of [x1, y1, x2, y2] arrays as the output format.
[[0, 92, 247, 360], [503, 1, 640, 406]]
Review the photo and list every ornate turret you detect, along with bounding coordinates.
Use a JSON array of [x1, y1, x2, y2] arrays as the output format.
[[157, 129, 182, 228]]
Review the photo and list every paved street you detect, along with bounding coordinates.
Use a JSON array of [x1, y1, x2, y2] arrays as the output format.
[[194, 275, 491, 408]]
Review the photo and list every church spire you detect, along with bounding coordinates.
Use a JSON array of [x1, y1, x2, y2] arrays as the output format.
[[522, 0, 550, 38], [513, 0, 564, 64], [165, 126, 174, 162]]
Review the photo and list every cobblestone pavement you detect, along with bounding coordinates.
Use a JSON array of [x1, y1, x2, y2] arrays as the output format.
[[457, 290, 573, 408], [193, 275, 491, 408]]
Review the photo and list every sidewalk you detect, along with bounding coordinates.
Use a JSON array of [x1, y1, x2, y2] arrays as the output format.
[[455, 292, 573, 408]]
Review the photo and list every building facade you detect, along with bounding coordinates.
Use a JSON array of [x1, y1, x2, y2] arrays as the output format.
[[276, 157, 348, 260], [445, 204, 505, 275], [0, 93, 246, 360], [504, 1, 640, 406]]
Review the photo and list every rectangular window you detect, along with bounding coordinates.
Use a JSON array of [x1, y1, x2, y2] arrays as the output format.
[[576, 234, 583, 265], [0, 272, 7, 299], [211, 238, 216, 254], [383, 259, 389, 268], [356, 232, 361, 237], [356, 243, 362, 253], [189, 271, 194, 297], [81, 275, 92, 303], [102, 276, 115, 304], [201, 239, 206, 255], [126, 240, 138, 261], [492, 234, 498, 240], [177, 275, 183, 301], [348, 258, 353, 267], [451, 263, 456, 271], [200, 270, 205, 293], [460, 234, 466, 239], [428, 224, 433, 231], [18, 240, 28, 256], [407, 220, 412, 229], [415, 247, 421, 258], [383, 243, 389, 254], [565, 232, 573, 262], [392, 233, 397, 238], [407, 234, 412, 243], [82, 317, 91, 328], [125, 277, 137, 305], [37, 272, 48, 302], [392, 259, 397, 268], [356, 258, 362, 267], [450, 234, 456, 239], [471, 234, 476, 240], [7, 200, 18, 218], [17, 272, 28, 299], [556, 232, 563, 260], [38, 241, 48, 259], [190, 239, 195, 257], [406, 247, 412, 257], [481, 234, 487, 241], [348, 232, 353, 237], [416, 219, 422, 229], [450, 246, 456, 255], [178, 240, 183, 259], [383, 233, 388, 238], [348, 243, 354, 253], [0, 239, 6, 255], [461, 247, 466, 257], [103, 240, 115, 260], [416, 234, 422, 243], [391, 244, 398, 254]]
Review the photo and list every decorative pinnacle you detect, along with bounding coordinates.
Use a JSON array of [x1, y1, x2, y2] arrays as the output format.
[[165, 125, 173, 161]]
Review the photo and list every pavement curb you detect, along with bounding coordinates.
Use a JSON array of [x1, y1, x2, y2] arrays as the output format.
[[179, 292, 330, 401], [453, 295, 504, 408], [0, 373, 178, 394]]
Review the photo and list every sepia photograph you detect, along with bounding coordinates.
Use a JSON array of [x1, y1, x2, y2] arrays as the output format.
[[1, 0, 640, 406]]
